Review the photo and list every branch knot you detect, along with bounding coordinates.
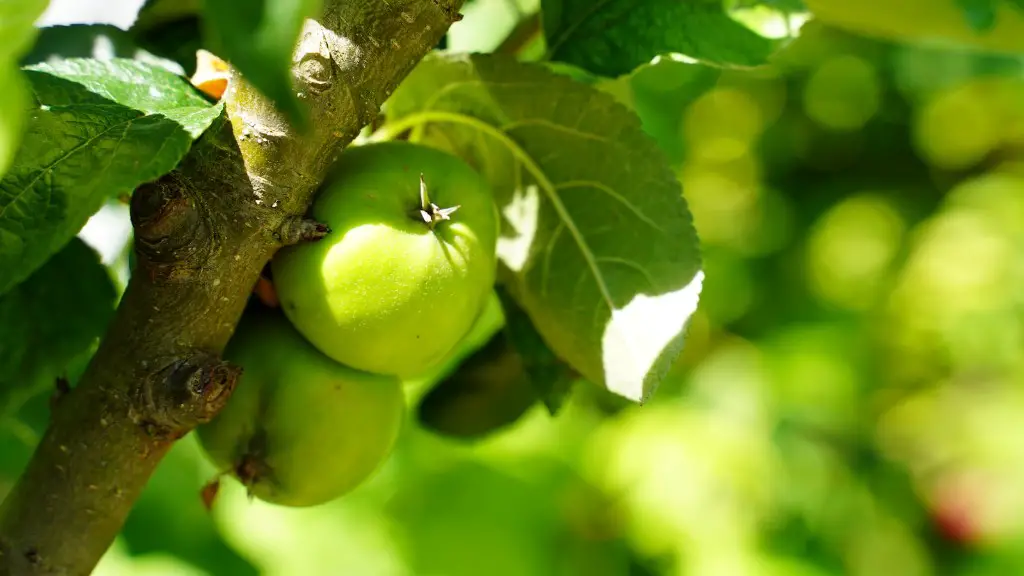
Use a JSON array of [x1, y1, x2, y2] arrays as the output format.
[[130, 174, 216, 282], [133, 352, 242, 439]]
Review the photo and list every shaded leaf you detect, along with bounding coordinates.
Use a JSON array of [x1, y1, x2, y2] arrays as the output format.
[[0, 57, 223, 296], [21, 24, 185, 74], [0, 238, 115, 396], [134, 0, 202, 30], [418, 331, 539, 440], [201, 0, 322, 128], [0, 0, 48, 179], [122, 436, 259, 576], [623, 58, 720, 166], [957, 0, 999, 30], [383, 53, 704, 402], [541, 0, 778, 77], [133, 16, 205, 77], [496, 286, 576, 415], [131, 0, 204, 75]]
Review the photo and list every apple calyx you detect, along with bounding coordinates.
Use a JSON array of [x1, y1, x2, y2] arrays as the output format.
[[418, 173, 460, 229]]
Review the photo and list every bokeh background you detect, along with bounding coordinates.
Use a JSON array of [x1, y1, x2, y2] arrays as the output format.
[[8, 0, 1024, 574]]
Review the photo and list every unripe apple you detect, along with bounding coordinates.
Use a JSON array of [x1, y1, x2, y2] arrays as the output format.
[[271, 141, 499, 378], [196, 308, 405, 507]]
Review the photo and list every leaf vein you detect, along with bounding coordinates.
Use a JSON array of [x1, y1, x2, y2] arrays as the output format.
[[0, 115, 140, 221], [556, 180, 663, 233]]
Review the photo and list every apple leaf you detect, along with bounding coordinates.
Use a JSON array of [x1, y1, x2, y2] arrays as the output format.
[[0, 238, 116, 398], [134, 0, 202, 29], [0, 57, 223, 297], [541, 0, 778, 77], [130, 0, 204, 75], [496, 286, 575, 415], [22, 24, 186, 75], [201, 0, 322, 128], [957, 0, 999, 30], [0, 0, 48, 181], [382, 52, 704, 403], [418, 331, 539, 440], [121, 439, 260, 576]]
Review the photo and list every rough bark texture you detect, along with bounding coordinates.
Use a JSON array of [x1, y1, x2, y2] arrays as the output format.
[[0, 2, 463, 574]]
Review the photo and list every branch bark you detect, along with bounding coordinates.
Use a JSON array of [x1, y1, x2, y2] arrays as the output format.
[[0, 2, 463, 574]]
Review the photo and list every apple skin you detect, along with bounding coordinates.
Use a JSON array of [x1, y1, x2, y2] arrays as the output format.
[[196, 308, 405, 507], [271, 141, 499, 378]]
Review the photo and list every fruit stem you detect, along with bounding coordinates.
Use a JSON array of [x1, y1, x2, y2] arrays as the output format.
[[418, 173, 460, 229]]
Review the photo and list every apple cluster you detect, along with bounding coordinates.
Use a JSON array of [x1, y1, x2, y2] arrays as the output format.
[[196, 142, 500, 507]]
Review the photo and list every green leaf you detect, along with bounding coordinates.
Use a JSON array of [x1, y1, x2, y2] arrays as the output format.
[[957, 0, 999, 30], [0, 0, 47, 61], [21, 24, 187, 75], [132, 16, 205, 77], [541, 0, 778, 77], [131, 0, 204, 75], [0, 238, 116, 395], [417, 331, 540, 440], [122, 437, 259, 576], [731, 0, 807, 11], [0, 0, 49, 180], [134, 0, 202, 30], [0, 65, 30, 185], [201, 0, 322, 128], [496, 286, 576, 415], [0, 58, 223, 296], [382, 53, 704, 403]]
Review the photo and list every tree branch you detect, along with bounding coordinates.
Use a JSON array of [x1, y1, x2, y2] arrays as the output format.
[[0, 2, 464, 574]]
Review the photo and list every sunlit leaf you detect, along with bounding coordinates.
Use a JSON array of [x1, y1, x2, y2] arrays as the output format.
[[0, 239, 115, 396], [0, 58, 223, 296], [383, 53, 704, 402], [0, 0, 48, 180]]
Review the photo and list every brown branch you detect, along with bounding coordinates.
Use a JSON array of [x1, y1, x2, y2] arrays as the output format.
[[0, 1, 464, 574]]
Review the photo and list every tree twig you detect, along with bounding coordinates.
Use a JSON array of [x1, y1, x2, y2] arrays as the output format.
[[0, 2, 463, 574]]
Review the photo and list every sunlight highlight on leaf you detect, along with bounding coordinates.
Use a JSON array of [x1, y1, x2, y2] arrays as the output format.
[[601, 270, 705, 401], [0, 58, 223, 296], [380, 53, 704, 402]]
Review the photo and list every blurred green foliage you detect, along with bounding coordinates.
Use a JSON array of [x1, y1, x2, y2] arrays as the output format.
[[10, 1, 1024, 574]]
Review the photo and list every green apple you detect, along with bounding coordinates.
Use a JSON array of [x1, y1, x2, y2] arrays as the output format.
[[196, 308, 405, 507], [271, 141, 499, 378]]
